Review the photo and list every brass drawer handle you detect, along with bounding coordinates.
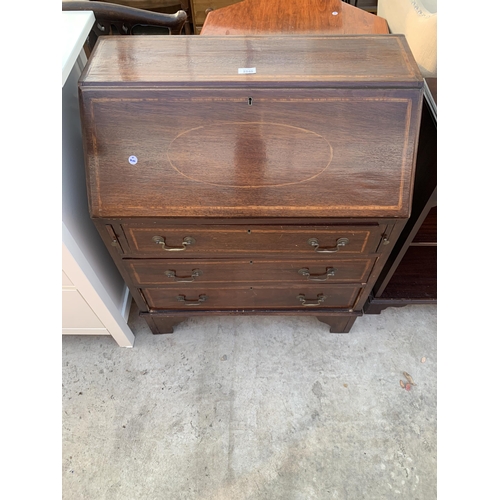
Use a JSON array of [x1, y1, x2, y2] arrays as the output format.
[[297, 294, 326, 306], [205, 7, 213, 14], [165, 269, 202, 283], [176, 294, 207, 305], [152, 235, 195, 251], [308, 237, 349, 253], [298, 267, 336, 281]]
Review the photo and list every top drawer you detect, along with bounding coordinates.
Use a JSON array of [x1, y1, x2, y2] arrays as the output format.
[[121, 224, 386, 257]]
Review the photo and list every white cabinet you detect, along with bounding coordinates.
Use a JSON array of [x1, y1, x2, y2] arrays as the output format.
[[62, 290, 107, 332]]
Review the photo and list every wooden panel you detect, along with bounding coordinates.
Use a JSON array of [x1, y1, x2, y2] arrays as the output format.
[[142, 310, 359, 333], [142, 284, 363, 309], [355, 0, 378, 12], [412, 206, 437, 244], [200, 0, 387, 35], [81, 87, 421, 218], [379, 246, 436, 300], [121, 224, 384, 256], [123, 257, 376, 285], [366, 76, 436, 311], [191, 0, 242, 27], [80, 36, 422, 87]]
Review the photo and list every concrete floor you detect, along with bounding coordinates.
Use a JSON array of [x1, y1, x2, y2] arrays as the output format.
[[62, 303, 437, 500]]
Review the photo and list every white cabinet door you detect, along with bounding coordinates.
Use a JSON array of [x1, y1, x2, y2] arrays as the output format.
[[62, 289, 108, 334]]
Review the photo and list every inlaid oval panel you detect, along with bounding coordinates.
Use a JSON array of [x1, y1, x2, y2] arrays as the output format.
[[167, 122, 333, 188]]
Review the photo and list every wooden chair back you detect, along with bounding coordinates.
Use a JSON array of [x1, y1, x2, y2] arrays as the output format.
[[62, 1, 187, 51]]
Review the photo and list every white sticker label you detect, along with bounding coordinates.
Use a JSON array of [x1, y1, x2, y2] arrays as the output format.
[[238, 67, 256, 74], [128, 155, 138, 165]]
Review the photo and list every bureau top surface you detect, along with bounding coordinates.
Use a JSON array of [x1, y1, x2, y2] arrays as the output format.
[[79, 35, 422, 88]]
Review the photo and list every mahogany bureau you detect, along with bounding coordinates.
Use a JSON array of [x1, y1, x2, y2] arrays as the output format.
[[78, 35, 423, 334]]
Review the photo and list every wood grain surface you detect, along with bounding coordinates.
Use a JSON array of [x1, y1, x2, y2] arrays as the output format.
[[121, 224, 384, 256], [200, 0, 388, 35], [81, 88, 420, 218], [191, 0, 243, 30], [142, 283, 363, 309], [80, 37, 422, 219], [122, 257, 377, 285], [80, 35, 421, 87]]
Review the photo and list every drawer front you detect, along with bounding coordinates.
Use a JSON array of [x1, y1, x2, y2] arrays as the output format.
[[122, 225, 385, 257], [124, 258, 376, 286], [142, 284, 363, 310]]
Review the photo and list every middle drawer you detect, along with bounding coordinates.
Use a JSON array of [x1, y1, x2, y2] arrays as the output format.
[[123, 258, 376, 286]]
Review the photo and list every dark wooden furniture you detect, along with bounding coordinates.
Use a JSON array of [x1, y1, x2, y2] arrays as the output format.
[[94, 0, 186, 13], [344, 0, 379, 13], [62, 1, 187, 51], [200, 0, 387, 35], [78, 35, 423, 334], [364, 78, 437, 313], [189, 0, 243, 34]]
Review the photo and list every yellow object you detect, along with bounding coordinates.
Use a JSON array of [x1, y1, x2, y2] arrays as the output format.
[[377, 0, 437, 77]]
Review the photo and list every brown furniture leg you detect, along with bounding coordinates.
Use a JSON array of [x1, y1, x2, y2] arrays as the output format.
[[141, 314, 188, 334], [316, 316, 357, 333]]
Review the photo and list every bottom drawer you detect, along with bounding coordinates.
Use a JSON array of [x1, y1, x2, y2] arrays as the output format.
[[142, 284, 363, 310]]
